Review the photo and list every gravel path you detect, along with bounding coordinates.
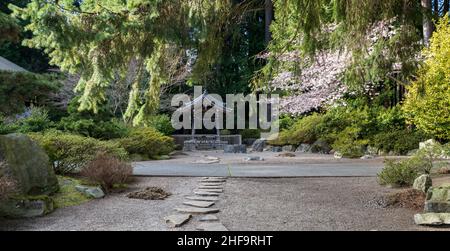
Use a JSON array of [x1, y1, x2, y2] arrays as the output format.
[[0, 177, 200, 231], [216, 177, 434, 231], [0, 177, 443, 231]]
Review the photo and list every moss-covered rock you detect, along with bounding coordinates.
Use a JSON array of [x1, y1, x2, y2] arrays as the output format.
[[425, 184, 450, 213], [0, 195, 54, 218], [0, 133, 59, 196]]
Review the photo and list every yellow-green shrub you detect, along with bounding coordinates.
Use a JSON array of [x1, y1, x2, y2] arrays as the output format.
[[29, 130, 128, 174], [403, 15, 450, 140], [118, 127, 175, 159]]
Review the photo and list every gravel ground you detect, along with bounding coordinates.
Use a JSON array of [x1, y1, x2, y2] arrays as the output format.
[[0, 177, 446, 231], [216, 177, 436, 231], [0, 177, 200, 231]]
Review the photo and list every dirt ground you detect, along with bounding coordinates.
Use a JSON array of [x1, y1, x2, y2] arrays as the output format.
[[1, 176, 446, 231]]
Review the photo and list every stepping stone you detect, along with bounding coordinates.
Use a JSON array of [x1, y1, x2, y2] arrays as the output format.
[[183, 200, 215, 208], [164, 214, 192, 227], [195, 191, 221, 196], [198, 186, 223, 190], [196, 188, 223, 193], [201, 179, 226, 183], [175, 207, 219, 215], [200, 215, 219, 222], [197, 222, 228, 231], [186, 196, 219, 202], [199, 183, 224, 187], [195, 189, 222, 194]]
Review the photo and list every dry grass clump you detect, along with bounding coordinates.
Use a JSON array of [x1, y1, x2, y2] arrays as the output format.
[[80, 152, 133, 193], [127, 187, 171, 200]]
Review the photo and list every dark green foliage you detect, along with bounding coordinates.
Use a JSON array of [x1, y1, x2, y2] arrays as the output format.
[[332, 126, 369, 158], [0, 71, 61, 115], [15, 107, 53, 133], [239, 129, 261, 140], [57, 117, 128, 140], [371, 130, 428, 155], [144, 114, 174, 136]]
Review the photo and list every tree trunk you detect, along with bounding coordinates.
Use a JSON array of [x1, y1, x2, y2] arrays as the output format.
[[421, 0, 433, 46], [264, 0, 273, 45], [444, 0, 450, 14]]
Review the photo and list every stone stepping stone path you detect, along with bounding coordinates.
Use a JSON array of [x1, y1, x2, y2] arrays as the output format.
[[197, 222, 228, 231], [165, 214, 192, 227], [175, 207, 220, 215], [164, 177, 230, 231], [185, 196, 219, 202], [196, 188, 223, 193], [200, 215, 219, 222], [195, 191, 221, 196], [183, 200, 215, 208]]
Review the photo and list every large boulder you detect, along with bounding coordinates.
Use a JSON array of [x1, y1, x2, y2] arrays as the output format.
[[413, 174, 432, 193], [224, 145, 247, 154], [251, 139, 266, 152], [0, 134, 59, 218], [425, 184, 450, 213], [310, 139, 331, 154], [296, 144, 312, 153], [0, 134, 58, 196], [282, 145, 295, 152], [414, 213, 450, 226]]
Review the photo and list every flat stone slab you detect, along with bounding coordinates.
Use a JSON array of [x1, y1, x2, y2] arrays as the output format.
[[200, 215, 219, 222], [183, 200, 215, 208], [199, 183, 225, 187], [194, 191, 221, 196], [175, 207, 219, 215], [414, 213, 450, 226], [195, 189, 222, 194], [196, 188, 223, 193], [198, 185, 223, 189], [185, 196, 219, 202], [197, 222, 228, 231], [164, 214, 192, 227]]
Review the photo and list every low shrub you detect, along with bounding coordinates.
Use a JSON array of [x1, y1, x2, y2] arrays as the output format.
[[144, 114, 175, 136], [29, 131, 128, 174], [277, 115, 296, 131], [371, 130, 428, 155], [270, 113, 324, 145], [118, 127, 175, 159], [332, 127, 369, 158], [57, 117, 128, 140], [378, 159, 424, 187], [80, 152, 133, 193], [240, 129, 261, 139], [15, 107, 53, 133]]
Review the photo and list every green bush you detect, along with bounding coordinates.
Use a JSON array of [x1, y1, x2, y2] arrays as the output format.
[[332, 127, 368, 158], [15, 107, 53, 133], [277, 115, 296, 131], [57, 117, 128, 140], [118, 127, 175, 159], [144, 114, 175, 136], [270, 113, 324, 145], [403, 16, 450, 140], [378, 156, 430, 187], [0, 71, 61, 115], [240, 129, 261, 139], [29, 131, 128, 174], [371, 130, 428, 155], [0, 115, 18, 135]]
